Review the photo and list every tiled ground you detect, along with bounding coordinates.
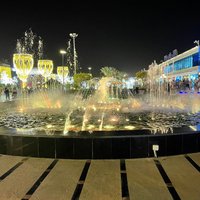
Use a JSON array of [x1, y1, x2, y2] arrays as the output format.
[[0, 153, 199, 200]]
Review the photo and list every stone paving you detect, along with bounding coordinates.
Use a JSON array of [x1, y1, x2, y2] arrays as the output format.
[[0, 153, 199, 200]]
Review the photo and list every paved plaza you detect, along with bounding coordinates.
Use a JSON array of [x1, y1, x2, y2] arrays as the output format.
[[0, 153, 199, 199]]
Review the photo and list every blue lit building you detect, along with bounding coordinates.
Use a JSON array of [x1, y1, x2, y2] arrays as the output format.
[[159, 46, 200, 81]]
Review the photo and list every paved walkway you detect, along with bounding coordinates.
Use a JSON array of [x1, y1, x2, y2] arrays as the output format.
[[0, 153, 199, 200]]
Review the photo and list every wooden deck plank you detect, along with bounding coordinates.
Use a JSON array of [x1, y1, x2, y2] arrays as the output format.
[[188, 152, 200, 166], [80, 160, 121, 200], [159, 155, 200, 200], [126, 158, 172, 200], [0, 155, 23, 177], [30, 160, 85, 200], [0, 157, 52, 200]]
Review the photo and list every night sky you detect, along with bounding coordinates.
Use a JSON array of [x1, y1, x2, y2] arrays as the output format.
[[0, 1, 200, 76]]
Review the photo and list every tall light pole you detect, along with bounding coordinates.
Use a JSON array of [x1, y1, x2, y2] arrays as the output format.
[[59, 49, 66, 89], [69, 33, 78, 75]]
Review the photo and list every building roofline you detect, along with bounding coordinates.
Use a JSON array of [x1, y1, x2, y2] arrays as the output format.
[[158, 46, 199, 67]]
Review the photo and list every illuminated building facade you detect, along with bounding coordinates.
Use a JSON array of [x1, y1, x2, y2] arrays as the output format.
[[158, 46, 200, 81]]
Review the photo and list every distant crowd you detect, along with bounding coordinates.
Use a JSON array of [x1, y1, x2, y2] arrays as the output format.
[[0, 87, 18, 101], [167, 77, 200, 93]]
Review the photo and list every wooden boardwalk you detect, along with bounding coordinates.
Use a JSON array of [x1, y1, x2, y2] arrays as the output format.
[[0, 153, 199, 200]]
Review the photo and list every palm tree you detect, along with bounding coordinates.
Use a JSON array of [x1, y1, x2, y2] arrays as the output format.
[[100, 66, 125, 80]]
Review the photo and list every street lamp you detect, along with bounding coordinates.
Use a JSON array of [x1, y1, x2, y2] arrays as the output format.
[[60, 50, 66, 65], [69, 33, 78, 75], [88, 67, 92, 74], [59, 50, 66, 90]]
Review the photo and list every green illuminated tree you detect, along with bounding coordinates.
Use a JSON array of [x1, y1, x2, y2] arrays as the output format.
[[73, 73, 92, 88], [100, 66, 125, 80]]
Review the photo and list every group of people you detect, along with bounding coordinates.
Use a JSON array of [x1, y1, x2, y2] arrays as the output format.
[[1, 87, 17, 101], [168, 77, 200, 93]]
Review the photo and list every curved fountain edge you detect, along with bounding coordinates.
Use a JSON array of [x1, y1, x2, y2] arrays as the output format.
[[0, 129, 199, 159]]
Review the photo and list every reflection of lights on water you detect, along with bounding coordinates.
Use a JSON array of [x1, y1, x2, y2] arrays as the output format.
[[46, 124, 54, 128], [16, 128, 36, 135], [189, 125, 197, 131], [87, 124, 95, 129], [110, 117, 118, 122], [56, 101, 61, 108], [124, 125, 135, 130], [104, 125, 115, 129], [92, 105, 97, 111], [19, 108, 24, 112]]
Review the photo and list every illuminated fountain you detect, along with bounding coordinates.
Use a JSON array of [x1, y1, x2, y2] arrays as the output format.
[[0, 68, 200, 159], [0, 30, 200, 159], [1, 73, 200, 134]]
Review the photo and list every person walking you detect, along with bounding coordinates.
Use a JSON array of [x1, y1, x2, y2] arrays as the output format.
[[4, 87, 10, 101]]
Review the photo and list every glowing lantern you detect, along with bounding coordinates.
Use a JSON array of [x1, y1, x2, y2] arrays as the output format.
[[38, 60, 53, 87], [57, 66, 69, 83], [13, 54, 34, 88]]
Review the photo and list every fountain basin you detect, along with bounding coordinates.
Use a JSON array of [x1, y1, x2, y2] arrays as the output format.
[[0, 127, 199, 159]]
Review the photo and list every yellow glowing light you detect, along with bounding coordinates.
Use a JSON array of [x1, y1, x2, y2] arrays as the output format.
[[125, 118, 130, 122], [50, 73, 56, 80], [38, 60, 54, 78], [104, 125, 115, 129], [92, 105, 97, 111], [56, 100, 61, 108], [57, 66, 69, 81], [124, 125, 135, 130], [87, 125, 95, 129], [46, 124, 53, 129], [110, 117, 118, 122], [13, 53, 34, 85], [189, 125, 197, 131], [0, 66, 12, 79], [19, 108, 24, 112]]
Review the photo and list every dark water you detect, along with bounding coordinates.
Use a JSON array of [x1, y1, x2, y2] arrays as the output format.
[[0, 108, 199, 134]]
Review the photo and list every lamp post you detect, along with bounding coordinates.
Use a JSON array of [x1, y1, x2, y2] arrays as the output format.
[[60, 50, 66, 90], [69, 33, 78, 75], [88, 67, 92, 74]]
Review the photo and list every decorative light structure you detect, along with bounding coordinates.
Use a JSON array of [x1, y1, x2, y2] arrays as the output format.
[[13, 53, 34, 88], [69, 33, 78, 75], [57, 66, 69, 84], [38, 60, 53, 87]]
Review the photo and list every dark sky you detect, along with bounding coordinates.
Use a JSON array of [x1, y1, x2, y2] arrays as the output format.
[[0, 1, 200, 76]]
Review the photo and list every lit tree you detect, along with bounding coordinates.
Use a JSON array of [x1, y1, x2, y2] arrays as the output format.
[[15, 28, 44, 64], [66, 39, 73, 72], [135, 70, 147, 80], [100, 66, 125, 80], [73, 73, 92, 88]]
